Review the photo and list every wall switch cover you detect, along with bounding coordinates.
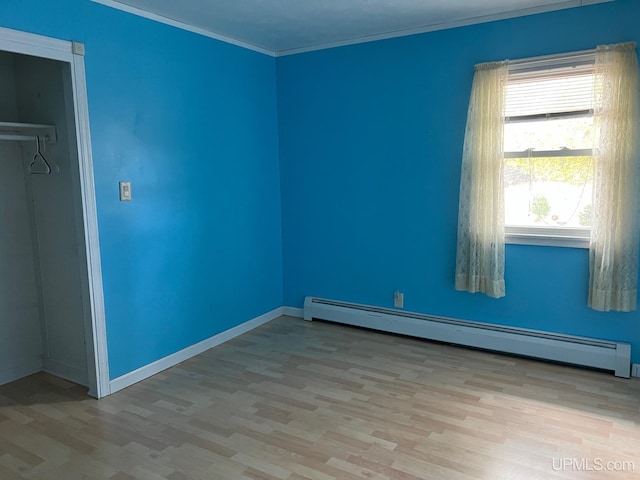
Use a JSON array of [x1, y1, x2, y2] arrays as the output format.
[[119, 181, 132, 201]]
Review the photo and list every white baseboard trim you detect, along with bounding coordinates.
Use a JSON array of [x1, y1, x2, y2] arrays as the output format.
[[632, 364, 640, 378], [109, 306, 284, 394], [0, 359, 42, 387], [282, 306, 304, 318], [43, 358, 89, 387]]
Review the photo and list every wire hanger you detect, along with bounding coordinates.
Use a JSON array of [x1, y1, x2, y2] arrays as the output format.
[[28, 135, 53, 175]]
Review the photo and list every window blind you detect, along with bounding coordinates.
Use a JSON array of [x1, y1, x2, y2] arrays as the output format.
[[505, 64, 595, 118]]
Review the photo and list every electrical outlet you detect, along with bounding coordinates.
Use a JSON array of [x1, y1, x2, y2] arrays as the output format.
[[394, 291, 404, 309]]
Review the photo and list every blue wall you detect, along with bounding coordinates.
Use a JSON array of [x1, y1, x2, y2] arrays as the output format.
[[0, 0, 283, 378], [2, 0, 639, 379], [277, 0, 640, 362]]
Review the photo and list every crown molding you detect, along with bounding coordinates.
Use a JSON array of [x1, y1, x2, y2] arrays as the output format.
[[91, 0, 614, 58], [91, 0, 275, 57]]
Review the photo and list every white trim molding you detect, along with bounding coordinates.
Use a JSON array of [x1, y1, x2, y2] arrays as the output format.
[[93, 0, 611, 58], [69, 47, 111, 399], [276, 1, 613, 57], [109, 307, 284, 394], [0, 27, 72, 62], [506, 229, 590, 249], [90, 0, 274, 57], [282, 306, 304, 318]]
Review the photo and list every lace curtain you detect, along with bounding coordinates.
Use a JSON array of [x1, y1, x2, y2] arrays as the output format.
[[589, 42, 640, 312], [455, 61, 508, 298]]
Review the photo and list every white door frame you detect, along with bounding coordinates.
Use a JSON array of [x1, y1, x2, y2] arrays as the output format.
[[0, 26, 110, 398]]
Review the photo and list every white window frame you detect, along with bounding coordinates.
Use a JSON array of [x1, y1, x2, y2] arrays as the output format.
[[504, 49, 596, 249]]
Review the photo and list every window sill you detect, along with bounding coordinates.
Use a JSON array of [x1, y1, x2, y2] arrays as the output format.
[[505, 228, 590, 248]]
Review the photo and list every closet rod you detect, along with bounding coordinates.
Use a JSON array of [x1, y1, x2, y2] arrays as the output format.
[[0, 133, 51, 142], [0, 122, 57, 144]]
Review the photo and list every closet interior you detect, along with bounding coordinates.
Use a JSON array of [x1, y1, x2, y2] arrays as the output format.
[[0, 50, 92, 389]]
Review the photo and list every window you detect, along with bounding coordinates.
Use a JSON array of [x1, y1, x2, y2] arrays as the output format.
[[455, 42, 639, 310], [503, 55, 596, 247]]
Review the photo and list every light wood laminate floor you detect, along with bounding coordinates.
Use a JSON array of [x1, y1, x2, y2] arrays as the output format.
[[1, 316, 639, 479]]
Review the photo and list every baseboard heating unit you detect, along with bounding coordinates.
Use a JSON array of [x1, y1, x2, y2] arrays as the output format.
[[303, 297, 631, 378]]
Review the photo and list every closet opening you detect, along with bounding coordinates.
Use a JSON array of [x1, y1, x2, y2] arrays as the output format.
[[0, 28, 109, 397]]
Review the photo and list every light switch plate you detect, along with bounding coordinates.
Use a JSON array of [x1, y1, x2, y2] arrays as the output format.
[[119, 181, 132, 201]]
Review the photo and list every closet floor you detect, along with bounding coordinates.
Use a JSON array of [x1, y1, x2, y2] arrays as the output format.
[[0, 316, 639, 479]]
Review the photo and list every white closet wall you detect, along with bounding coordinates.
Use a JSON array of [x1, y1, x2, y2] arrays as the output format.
[[0, 52, 44, 383], [0, 52, 89, 386]]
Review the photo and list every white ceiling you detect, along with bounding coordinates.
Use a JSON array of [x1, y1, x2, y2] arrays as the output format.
[[94, 0, 612, 56]]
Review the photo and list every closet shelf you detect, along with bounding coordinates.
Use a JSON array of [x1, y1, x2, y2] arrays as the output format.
[[0, 122, 57, 144]]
